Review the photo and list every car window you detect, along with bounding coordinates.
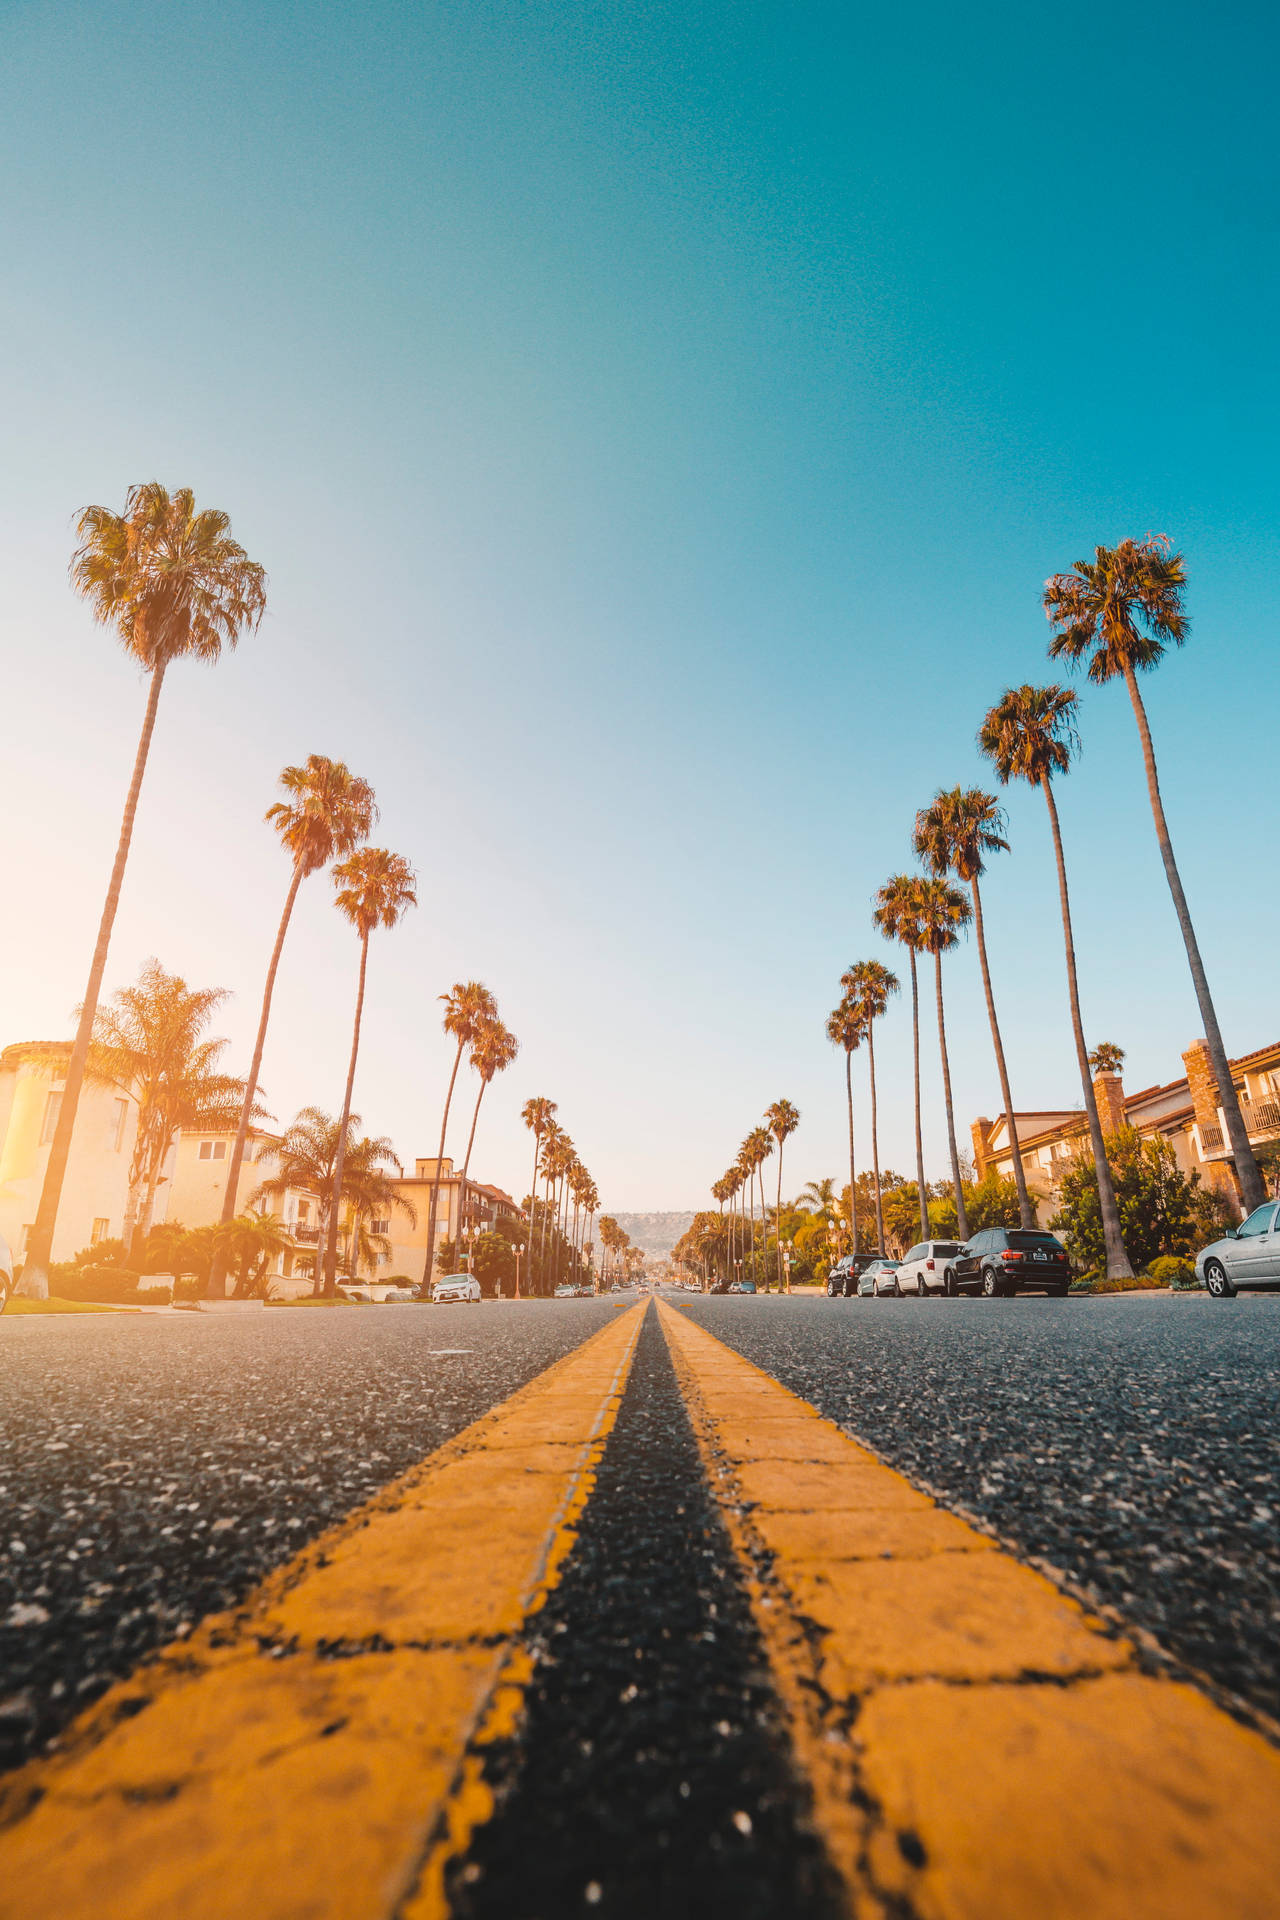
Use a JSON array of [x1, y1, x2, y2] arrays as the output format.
[[932, 1242, 961, 1256], [1237, 1204, 1277, 1238], [1007, 1230, 1065, 1252], [903, 1245, 923, 1264], [966, 1232, 988, 1254]]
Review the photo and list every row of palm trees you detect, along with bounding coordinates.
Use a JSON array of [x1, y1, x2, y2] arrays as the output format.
[[519, 1098, 604, 1293], [708, 1099, 800, 1290], [830, 536, 1263, 1282], [16, 483, 575, 1300]]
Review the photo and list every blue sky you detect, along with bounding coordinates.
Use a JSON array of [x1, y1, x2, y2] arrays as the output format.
[[1, 0, 1276, 1211]]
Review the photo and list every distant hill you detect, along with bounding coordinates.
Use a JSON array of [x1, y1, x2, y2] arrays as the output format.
[[610, 1212, 697, 1259]]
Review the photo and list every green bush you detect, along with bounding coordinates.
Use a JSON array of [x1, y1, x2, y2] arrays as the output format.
[[52, 1266, 170, 1305], [1147, 1255, 1197, 1288]]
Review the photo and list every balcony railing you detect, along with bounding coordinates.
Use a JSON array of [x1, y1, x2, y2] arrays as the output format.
[[1248, 1099, 1280, 1132], [1200, 1126, 1224, 1152], [292, 1224, 320, 1243]]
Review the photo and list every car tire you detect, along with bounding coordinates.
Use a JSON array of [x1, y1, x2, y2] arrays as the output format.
[[1203, 1259, 1236, 1299], [944, 1267, 958, 1297], [980, 1266, 1003, 1298]]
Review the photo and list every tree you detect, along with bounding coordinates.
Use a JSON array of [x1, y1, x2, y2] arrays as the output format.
[[979, 684, 1133, 1279], [741, 1127, 773, 1285], [220, 1209, 292, 1300], [840, 961, 899, 1252], [521, 1096, 557, 1291], [874, 876, 932, 1243], [20, 484, 266, 1297], [212, 756, 377, 1291], [765, 1100, 800, 1290], [456, 1018, 519, 1242], [423, 982, 498, 1290], [914, 876, 972, 1241], [89, 959, 255, 1259], [1088, 1042, 1126, 1075], [469, 1230, 516, 1298], [825, 1000, 864, 1261], [253, 1109, 408, 1291], [321, 849, 417, 1294], [1049, 1125, 1224, 1273], [914, 787, 1034, 1229], [1044, 536, 1264, 1212]]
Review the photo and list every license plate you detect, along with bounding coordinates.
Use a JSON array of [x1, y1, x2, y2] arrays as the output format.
[[1034, 1251, 1048, 1261]]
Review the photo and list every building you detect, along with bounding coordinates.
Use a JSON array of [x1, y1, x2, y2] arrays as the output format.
[[972, 1037, 1280, 1223], [0, 1042, 138, 1262], [384, 1158, 523, 1284]]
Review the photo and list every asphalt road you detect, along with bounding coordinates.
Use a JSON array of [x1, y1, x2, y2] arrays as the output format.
[[0, 1299, 620, 1771], [678, 1290, 1280, 1727]]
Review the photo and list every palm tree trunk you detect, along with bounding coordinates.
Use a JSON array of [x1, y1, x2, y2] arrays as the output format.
[[527, 1127, 542, 1288], [1122, 664, 1262, 1211], [322, 931, 369, 1296], [867, 1022, 886, 1252], [423, 1039, 465, 1291], [210, 859, 306, 1295], [969, 874, 1035, 1228], [775, 1147, 787, 1292], [844, 1049, 859, 1261], [934, 950, 970, 1241], [457, 1077, 488, 1275], [19, 663, 167, 1297], [1041, 779, 1133, 1278], [908, 950, 929, 1242]]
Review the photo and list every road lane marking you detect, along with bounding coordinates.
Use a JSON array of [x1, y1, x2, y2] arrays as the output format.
[[657, 1300, 1280, 1920], [0, 1303, 646, 1920]]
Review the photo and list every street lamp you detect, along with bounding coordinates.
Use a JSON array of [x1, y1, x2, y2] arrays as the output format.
[[513, 1242, 526, 1299], [782, 1239, 794, 1294]]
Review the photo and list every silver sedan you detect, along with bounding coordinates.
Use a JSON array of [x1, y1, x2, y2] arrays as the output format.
[[1197, 1201, 1280, 1297]]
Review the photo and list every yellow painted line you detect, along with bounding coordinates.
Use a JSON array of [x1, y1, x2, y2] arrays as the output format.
[[0, 1303, 646, 1920], [657, 1300, 1280, 1920]]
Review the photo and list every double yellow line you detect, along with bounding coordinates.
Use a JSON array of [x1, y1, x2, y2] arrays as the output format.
[[2, 1299, 1278, 1918]]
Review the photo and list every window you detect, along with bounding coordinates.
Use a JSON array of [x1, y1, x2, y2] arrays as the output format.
[[1237, 1205, 1276, 1238], [1008, 1231, 1064, 1250], [295, 1200, 311, 1225], [370, 1218, 390, 1236], [90, 1218, 110, 1245], [903, 1245, 924, 1264], [932, 1242, 962, 1257], [110, 1098, 128, 1152], [40, 1092, 62, 1145], [198, 1140, 227, 1161]]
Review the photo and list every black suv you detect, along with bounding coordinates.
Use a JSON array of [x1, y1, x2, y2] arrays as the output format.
[[825, 1253, 876, 1297], [946, 1228, 1071, 1297]]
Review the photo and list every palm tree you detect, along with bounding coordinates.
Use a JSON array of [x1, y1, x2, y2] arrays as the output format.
[[1044, 537, 1264, 1211], [915, 877, 973, 1241], [321, 849, 417, 1295], [914, 787, 1035, 1229], [423, 982, 499, 1291], [874, 876, 932, 1244], [799, 1177, 837, 1221], [19, 485, 266, 1297], [979, 684, 1134, 1279], [765, 1100, 800, 1291], [212, 756, 376, 1289], [253, 1109, 405, 1291], [825, 1001, 864, 1260], [90, 959, 258, 1259], [840, 961, 900, 1252], [1088, 1042, 1126, 1075], [457, 1018, 520, 1244], [741, 1127, 773, 1285], [219, 1209, 293, 1300]]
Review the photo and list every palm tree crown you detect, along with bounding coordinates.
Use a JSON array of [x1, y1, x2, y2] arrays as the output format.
[[914, 877, 971, 952], [265, 756, 378, 878], [913, 787, 1008, 883], [332, 848, 418, 934], [1043, 536, 1187, 682], [978, 684, 1079, 788], [70, 482, 267, 669], [1088, 1042, 1126, 1074], [841, 958, 900, 1023]]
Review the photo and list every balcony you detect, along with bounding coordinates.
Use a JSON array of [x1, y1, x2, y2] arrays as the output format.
[[291, 1224, 320, 1244]]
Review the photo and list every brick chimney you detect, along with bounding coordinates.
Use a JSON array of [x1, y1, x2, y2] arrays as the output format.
[[1181, 1040, 1220, 1133], [971, 1118, 994, 1180], [1092, 1069, 1126, 1136]]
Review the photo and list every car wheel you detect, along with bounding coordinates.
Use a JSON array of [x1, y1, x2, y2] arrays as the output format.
[[1204, 1259, 1236, 1299], [980, 1266, 1003, 1298], [944, 1267, 958, 1297]]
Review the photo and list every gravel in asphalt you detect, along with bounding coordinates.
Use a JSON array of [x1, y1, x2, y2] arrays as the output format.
[[451, 1305, 843, 1920], [678, 1291, 1280, 1727], [0, 1300, 619, 1772]]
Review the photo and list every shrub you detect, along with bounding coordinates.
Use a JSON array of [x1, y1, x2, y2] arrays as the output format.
[[51, 1266, 169, 1305], [1147, 1254, 1199, 1289], [173, 1276, 204, 1303]]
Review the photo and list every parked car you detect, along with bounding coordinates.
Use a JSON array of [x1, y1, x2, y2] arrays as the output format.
[[945, 1228, 1071, 1297], [0, 1233, 13, 1314], [553, 1283, 577, 1298], [1197, 1201, 1280, 1297], [727, 1279, 757, 1294], [432, 1273, 481, 1304], [825, 1253, 875, 1297], [896, 1240, 964, 1297], [857, 1257, 902, 1296]]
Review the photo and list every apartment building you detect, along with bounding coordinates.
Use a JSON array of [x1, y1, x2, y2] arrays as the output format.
[[0, 1042, 137, 1261]]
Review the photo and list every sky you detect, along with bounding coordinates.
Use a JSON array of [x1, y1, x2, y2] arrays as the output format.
[[1, 0, 1277, 1213]]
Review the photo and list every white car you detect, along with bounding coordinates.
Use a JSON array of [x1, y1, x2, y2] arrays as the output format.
[[1197, 1202, 1280, 1297], [896, 1240, 964, 1297], [0, 1233, 13, 1313], [432, 1274, 481, 1304], [553, 1283, 577, 1298]]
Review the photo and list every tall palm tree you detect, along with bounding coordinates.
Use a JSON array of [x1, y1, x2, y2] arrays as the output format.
[[252, 1109, 405, 1291], [456, 1018, 519, 1244], [742, 1126, 773, 1285], [423, 982, 498, 1291], [914, 787, 1035, 1229], [1088, 1042, 1126, 1075], [825, 1001, 864, 1260], [915, 877, 973, 1241], [1044, 536, 1264, 1211], [840, 961, 900, 1253], [321, 849, 417, 1295], [212, 756, 376, 1289], [799, 1177, 837, 1221], [90, 959, 257, 1259], [765, 1100, 800, 1291], [979, 684, 1134, 1279], [521, 1096, 556, 1278], [874, 876, 932, 1244], [20, 484, 266, 1297]]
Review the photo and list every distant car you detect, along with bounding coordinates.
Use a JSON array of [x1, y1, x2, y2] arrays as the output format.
[[945, 1228, 1071, 1297], [858, 1257, 903, 1296], [1197, 1202, 1280, 1297], [553, 1283, 577, 1298], [433, 1274, 481, 1304], [0, 1233, 13, 1314], [825, 1253, 875, 1297], [727, 1279, 757, 1294], [896, 1240, 964, 1297]]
